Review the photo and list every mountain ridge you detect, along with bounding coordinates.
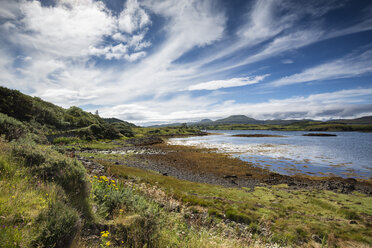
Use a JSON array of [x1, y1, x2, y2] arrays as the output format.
[[149, 114, 372, 127]]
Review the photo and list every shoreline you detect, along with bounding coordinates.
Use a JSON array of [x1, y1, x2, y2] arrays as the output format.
[[78, 137, 372, 195]]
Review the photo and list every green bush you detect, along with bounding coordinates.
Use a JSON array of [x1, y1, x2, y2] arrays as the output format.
[[113, 122, 134, 137], [32, 201, 79, 248], [11, 142, 46, 167], [115, 213, 160, 248], [0, 113, 26, 141], [11, 141, 89, 215], [92, 176, 160, 247]]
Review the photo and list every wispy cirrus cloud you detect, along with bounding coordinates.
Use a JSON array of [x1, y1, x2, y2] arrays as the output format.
[[188, 75, 268, 91], [268, 50, 372, 87]]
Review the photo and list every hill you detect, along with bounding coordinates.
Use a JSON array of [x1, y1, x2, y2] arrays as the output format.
[[0, 86, 135, 142], [329, 116, 372, 125], [214, 115, 262, 124]]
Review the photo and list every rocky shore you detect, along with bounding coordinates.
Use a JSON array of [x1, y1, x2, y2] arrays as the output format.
[[76, 135, 372, 195]]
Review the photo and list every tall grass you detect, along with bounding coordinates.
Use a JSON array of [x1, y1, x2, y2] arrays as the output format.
[[0, 138, 91, 247]]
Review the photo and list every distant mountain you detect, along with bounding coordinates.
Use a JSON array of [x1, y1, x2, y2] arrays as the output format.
[[214, 115, 262, 124], [199, 119, 213, 123], [328, 116, 372, 125], [148, 114, 372, 128]]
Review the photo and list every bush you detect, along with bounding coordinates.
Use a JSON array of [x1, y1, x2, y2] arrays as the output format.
[[0, 113, 26, 141], [115, 214, 159, 248], [32, 201, 79, 248], [11, 141, 89, 216], [92, 176, 160, 247], [11, 142, 46, 167], [90, 123, 122, 139], [113, 122, 134, 137]]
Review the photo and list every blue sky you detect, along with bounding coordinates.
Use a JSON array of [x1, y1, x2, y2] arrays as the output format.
[[0, 0, 372, 125]]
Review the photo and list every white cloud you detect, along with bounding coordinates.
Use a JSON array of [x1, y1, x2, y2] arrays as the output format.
[[269, 50, 372, 87], [282, 59, 293, 64], [118, 0, 151, 34], [15, 0, 116, 58], [99, 88, 372, 125], [188, 75, 268, 91]]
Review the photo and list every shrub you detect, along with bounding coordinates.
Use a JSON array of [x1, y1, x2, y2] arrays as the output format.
[[11, 141, 90, 217], [0, 113, 26, 141], [92, 176, 161, 247], [32, 201, 79, 248], [11, 142, 46, 167], [114, 213, 159, 248]]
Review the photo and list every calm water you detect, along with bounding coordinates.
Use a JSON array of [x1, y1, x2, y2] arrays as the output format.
[[169, 130, 372, 179]]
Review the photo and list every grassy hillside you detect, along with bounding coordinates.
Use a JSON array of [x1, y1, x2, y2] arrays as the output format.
[[0, 138, 90, 247], [0, 87, 135, 142]]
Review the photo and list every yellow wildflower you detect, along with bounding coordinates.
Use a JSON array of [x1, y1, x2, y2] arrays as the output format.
[[106, 241, 111, 246], [94, 176, 98, 178], [119, 209, 124, 213], [100, 176, 109, 181], [101, 231, 109, 238], [111, 180, 115, 183]]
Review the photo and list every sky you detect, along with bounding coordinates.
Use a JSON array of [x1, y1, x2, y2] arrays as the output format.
[[0, 0, 372, 125]]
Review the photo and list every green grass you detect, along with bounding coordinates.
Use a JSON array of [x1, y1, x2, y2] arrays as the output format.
[[106, 163, 372, 246], [0, 139, 86, 247], [133, 126, 203, 138]]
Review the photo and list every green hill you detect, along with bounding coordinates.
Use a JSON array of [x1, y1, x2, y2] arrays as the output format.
[[0, 86, 135, 142], [214, 115, 262, 124], [329, 116, 372, 125]]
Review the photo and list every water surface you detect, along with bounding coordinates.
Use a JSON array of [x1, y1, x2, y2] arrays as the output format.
[[169, 130, 372, 179]]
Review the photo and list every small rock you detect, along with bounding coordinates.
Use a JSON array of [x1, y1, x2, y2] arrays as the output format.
[[312, 234, 322, 243], [223, 175, 237, 179]]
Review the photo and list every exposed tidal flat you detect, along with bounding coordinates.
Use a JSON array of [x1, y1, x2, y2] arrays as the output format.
[[169, 130, 372, 180]]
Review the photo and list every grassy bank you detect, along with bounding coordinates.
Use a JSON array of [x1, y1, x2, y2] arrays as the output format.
[[0, 137, 272, 248], [104, 162, 372, 247], [0, 138, 90, 247]]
